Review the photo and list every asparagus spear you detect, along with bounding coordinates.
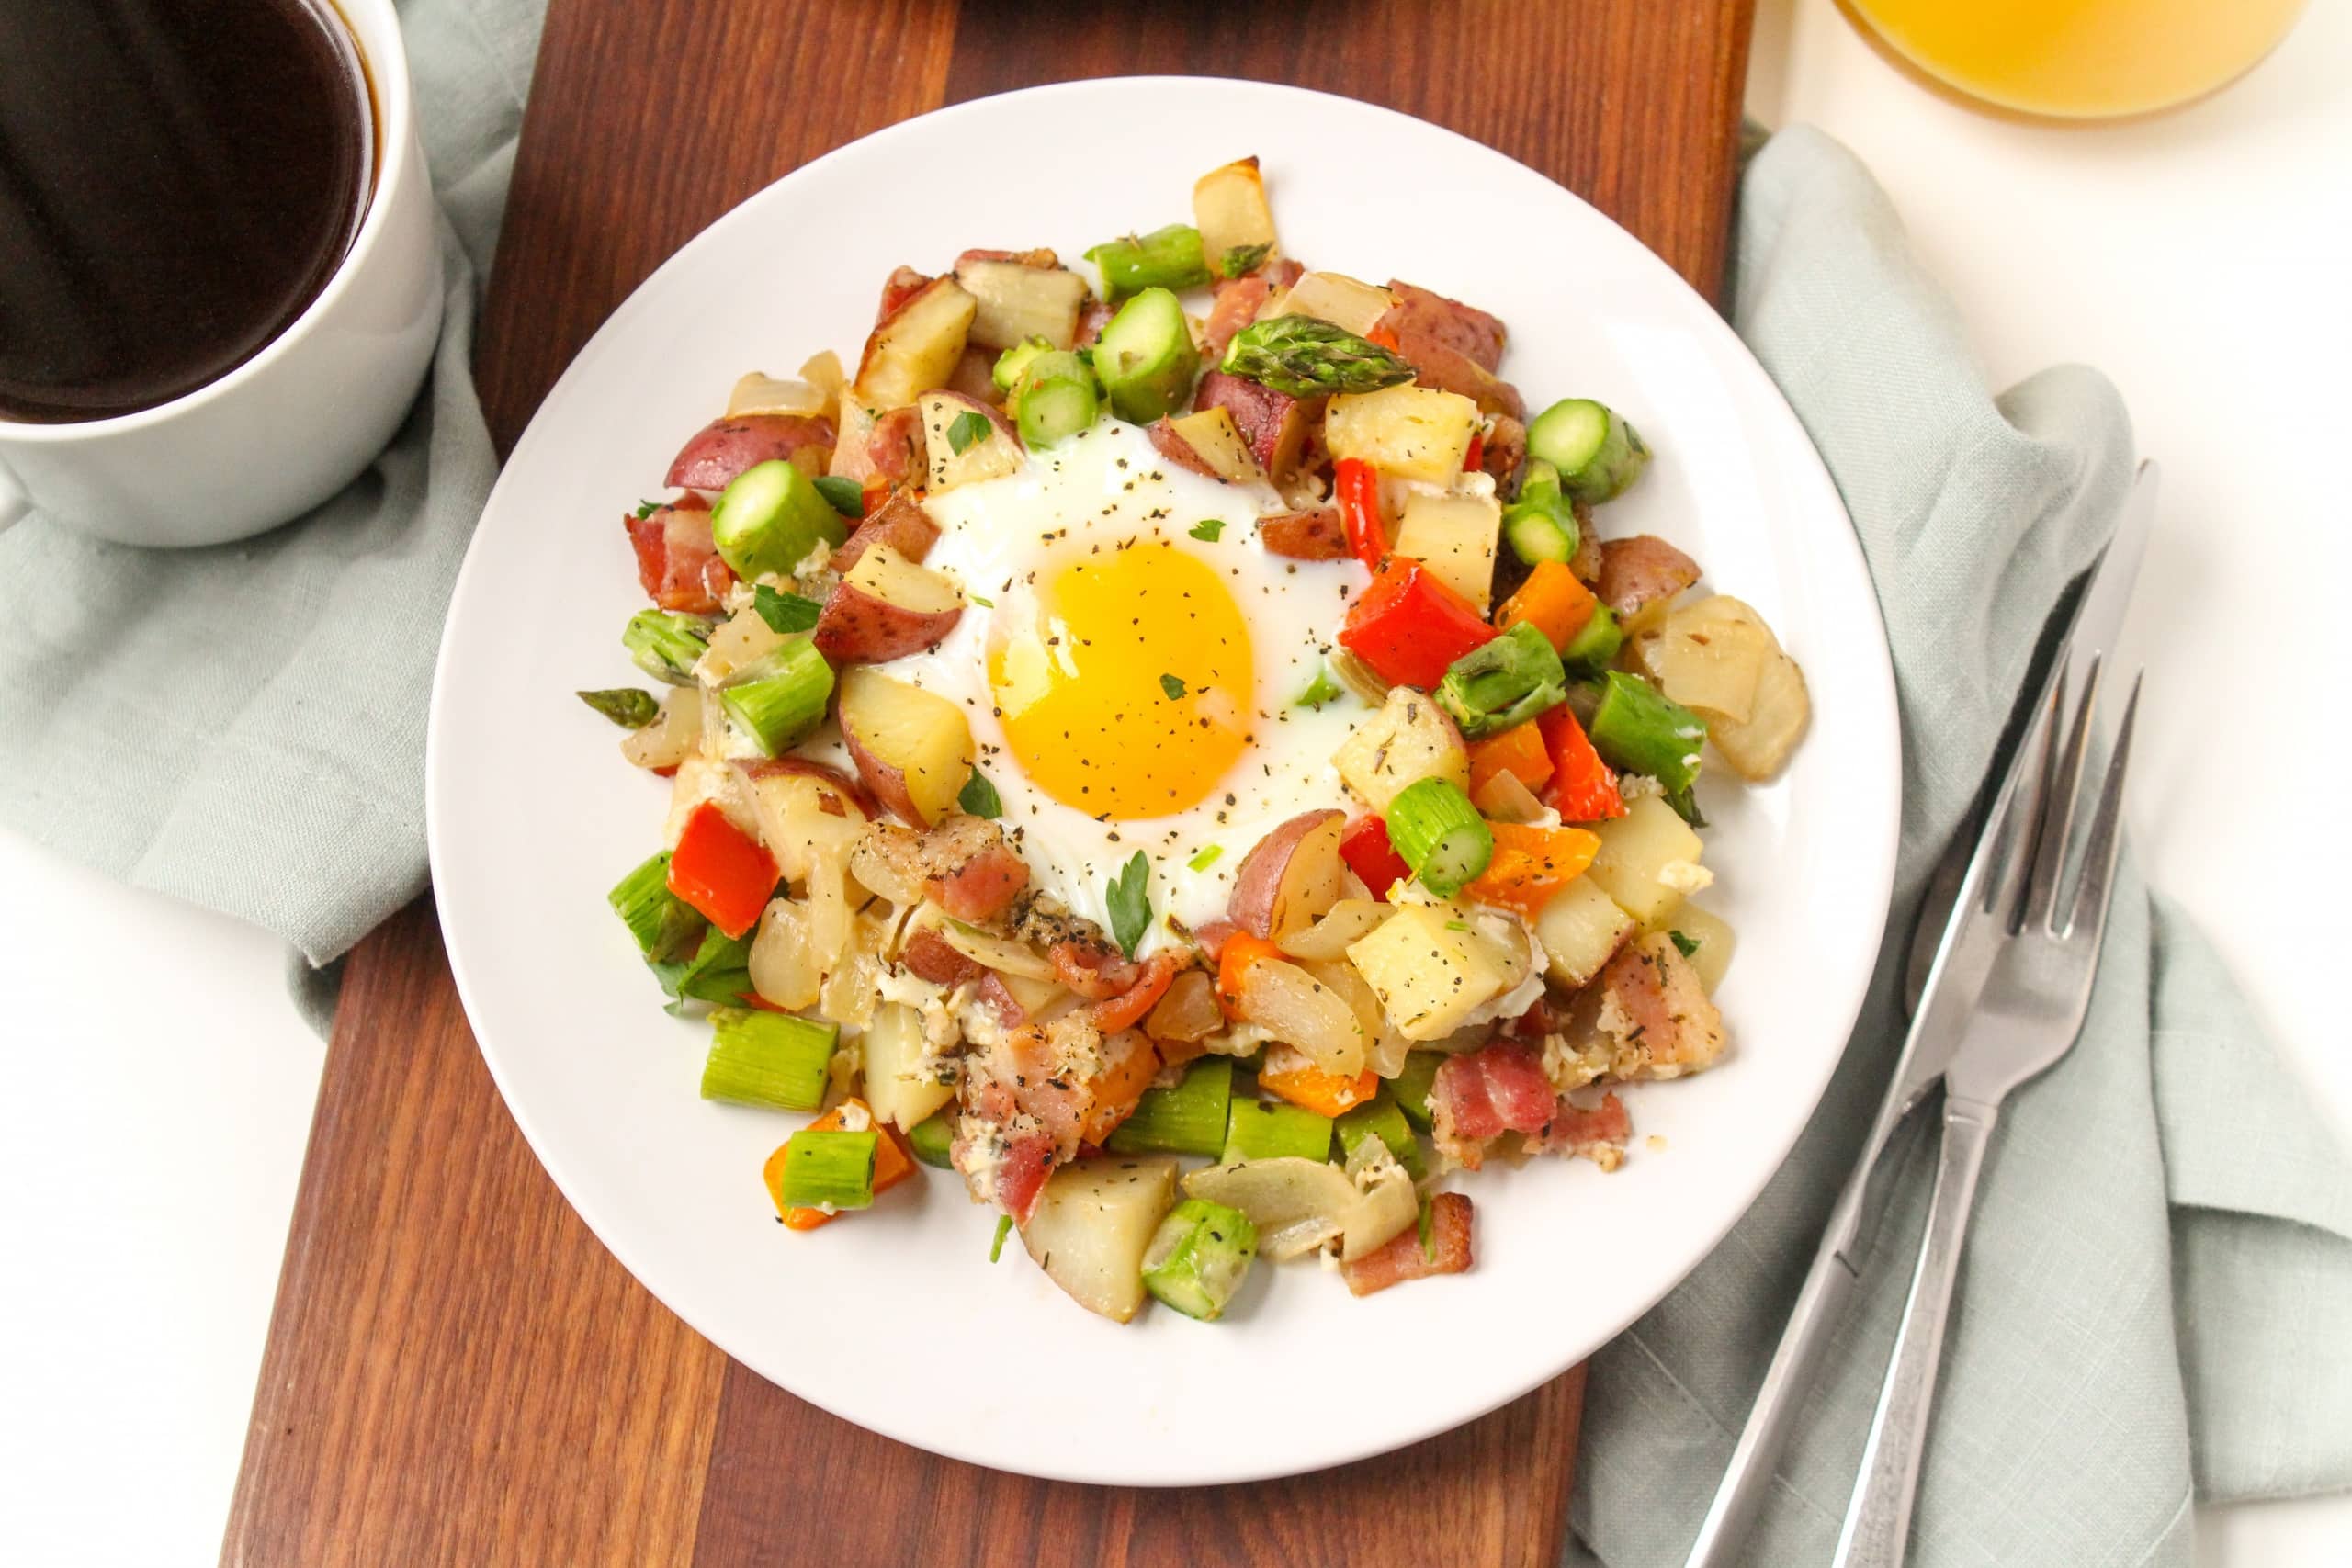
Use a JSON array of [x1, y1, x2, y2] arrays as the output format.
[[1435, 622, 1568, 740], [577, 688, 661, 728], [1500, 461, 1580, 566], [1557, 601, 1623, 677], [1390, 1052, 1444, 1130], [1093, 288, 1200, 423], [1526, 398, 1649, 503], [622, 609, 712, 685], [992, 334, 1056, 393], [1219, 315, 1415, 399], [709, 457, 848, 581], [607, 852, 706, 964], [700, 1009, 837, 1111], [718, 637, 834, 756], [1383, 778, 1495, 897], [1105, 1058, 1233, 1158], [1013, 350, 1102, 448], [1334, 1092, 1428, 1181], [907, 1110, 956, 1169], [1140, 1198, 1260, 1321], [1588, 671, 1706, 802], [771, 1129, 878, 1211], [1222, 1098, 1334, 1164], [1085, 223, 1210, 298]]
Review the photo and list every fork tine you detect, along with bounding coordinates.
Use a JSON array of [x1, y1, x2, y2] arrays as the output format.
[[2063, 671, 2142, 942], [1984, 669, 2063, 925], [2024, 653, 2103, 931]]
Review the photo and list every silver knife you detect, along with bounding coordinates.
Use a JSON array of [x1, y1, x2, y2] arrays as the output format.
[[1680, 461, 2158, 1568]]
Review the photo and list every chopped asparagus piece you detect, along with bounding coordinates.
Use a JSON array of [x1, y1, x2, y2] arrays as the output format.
[[772, 1130, 878, 1211], [1013, 350, 1102, 447], [700, 1009, 837, 1111], [1219, 315, 1415, 399], [719, 637, 834, 757], [1222, 1098, 1335, 1164], [907, 1110, 956, 1169], [1389, 1052, 1444, 1131], [709, 458, 848, 581], [1105, 1058, 1234, 1158], [1140, 1198, 1260, 1321], [1334, 1093, 1428, 1181], [1589, 671, 1705, 798], [607, 852, 706, 964], [1435, 622, 1568, 740], [1501, 462, 1579, 566], [622, 609, 712, 685], [1093, 287, 1200, 423], [1525, 398, 1649, 502], [1086, 223, 1210, 298], [992, 334, 1056, 393], [1383, 777, 1495, 897], [1557, 601, 1623, 676]]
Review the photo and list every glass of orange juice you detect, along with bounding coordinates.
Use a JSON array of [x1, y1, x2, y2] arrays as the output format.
[[1838, 0, 2310, 120]]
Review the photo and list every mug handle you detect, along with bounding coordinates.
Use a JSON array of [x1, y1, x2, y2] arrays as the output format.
[[0, 455, 28, 533]]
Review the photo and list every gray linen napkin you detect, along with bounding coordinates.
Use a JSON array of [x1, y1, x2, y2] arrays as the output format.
[[1569, 128, 2352, 1568], [0, 0, 542, 980]]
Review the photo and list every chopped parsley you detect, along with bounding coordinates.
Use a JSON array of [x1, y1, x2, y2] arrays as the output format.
[[1159, 673, 1187, 700], [1668, 930, 1701, 959], [1189, 518, 1226, 542], [631, 499, 664, 519], [947, 409, 991, 456], [1187, 844, 1223, 873], [958, 769, 1002, 819], [970, 593, 995, 608], [1295, 664, 1346, 710], [811, 474, 865, 518], [752, 583, 822, 634], [1106, 851, 1151, 960], [989, 1214, 1013, 1262]]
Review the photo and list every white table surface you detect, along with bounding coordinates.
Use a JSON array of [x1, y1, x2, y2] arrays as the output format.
[[2, 4, 2345, 1562]]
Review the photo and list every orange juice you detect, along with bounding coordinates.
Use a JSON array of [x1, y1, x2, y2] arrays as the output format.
[[1840, 0, 2309, 120]]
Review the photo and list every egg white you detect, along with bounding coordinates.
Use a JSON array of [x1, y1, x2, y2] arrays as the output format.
[[883, 420, 1366, 950]]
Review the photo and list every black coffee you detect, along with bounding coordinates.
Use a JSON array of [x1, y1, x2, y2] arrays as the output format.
[[0, 0, 374, 423]]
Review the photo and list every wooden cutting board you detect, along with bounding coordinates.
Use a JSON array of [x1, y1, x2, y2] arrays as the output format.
[[222, 4, 1752, 1563]]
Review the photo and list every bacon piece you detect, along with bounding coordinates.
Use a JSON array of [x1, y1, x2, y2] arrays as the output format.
[[1257, 506, 1347, 560], [1596, 536, 1701, 618], [902, 926, 982, 987], [926, 844, 1029, 925], [865, 405, 926, 489], [1530, 1091, 1633, 1169], [855, 818, 1033, 923], [955, 246, 1061, 270], [624, 497, 734, 614], [876, 265, 934, 323], [1429, 1043, 1557, 1170], [665, 413, 837, 491], [1190, 919, 1239, 963], [1590, 932, 1725, 1078], [946, 344, 1001, 403], [831, 493, 941, 572], [1480, 414, 1528, 490], [975, 973, 1030, 1027], [1342, 1191, 1474, 1296], [1090, 951, 1184, 1034], [1203, 273, 1272, 362], [1050, 941, 1142, 1000], [1194, 370, 1312, 478]]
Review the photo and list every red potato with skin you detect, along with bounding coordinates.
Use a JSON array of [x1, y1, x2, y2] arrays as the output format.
[[812, 543, 966, 664], [1147, 418, 1219, 478], [1256, 506, 1346, 560], [831, 492, 941, 572], [876, 265, 933, 323], [1227, 809, 1347, 941], [663, 413, 836, 491], [919, 390, 1023, 491], [836, 666, 975, 828], [1194, 371, 1313, 480], [855, 276, 978, 409], [826, 399, 926, 490], [1377, 280, 1526, 422], [1596, 535, 1702, 618], [732, 755, 875, 819]]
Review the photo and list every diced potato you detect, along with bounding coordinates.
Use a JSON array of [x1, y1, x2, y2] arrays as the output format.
[[1392, 491, 1501, 611], [695, 602, 786, 685], [1709, 650, 1811, 782], [1340, 1139, 1418, 1261], [1536, 876, 1638, 990], [955, 259, 1090, 351], [1348, 905, 1518, 1041], [1585, 794, 1704, 927], [1628, 595, 1777, 725], [1664, 902, 1736, 994], [1160, 407, 1267, 485], [1192, 157, 1279, 268], [854, 277, 977, 409], [859, 1001, 954, 1130], [1324, 384, 1480, 483], [920, 392, 1023, 491], [1022, 1156, 1179, 1323], [726, 370, 831, 419], [1279, 270, 1395, 336], [1333, 688, 1469, 814]]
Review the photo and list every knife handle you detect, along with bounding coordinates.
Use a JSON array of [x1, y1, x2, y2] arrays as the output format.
[[1833, 1099, 1997, 1568]]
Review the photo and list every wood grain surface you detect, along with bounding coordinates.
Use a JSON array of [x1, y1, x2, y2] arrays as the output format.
[[225, 3, 1753, 1563]]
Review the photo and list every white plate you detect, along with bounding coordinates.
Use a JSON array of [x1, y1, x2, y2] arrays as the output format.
[[426, 77, 1898, 1485]]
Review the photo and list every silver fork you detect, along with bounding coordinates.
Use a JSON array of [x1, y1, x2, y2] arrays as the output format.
[[1832, 658, 2144, 1568]]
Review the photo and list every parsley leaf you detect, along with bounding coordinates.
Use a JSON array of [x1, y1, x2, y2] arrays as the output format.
[[958, 769, 1002, 818], [576, 688, 660, 728], [1159, 673, 1187, 700], [1220, 243, 1272, 278], [990, 1214, 1013, 1262], [1106, 851, 1151, 960], [752, 582, 822, 633], [1187, 844, 1222, 873], [1668, 929, 1701, 959], [1189, 518, 1226, 542], [947, 409, 991, 456], [812, 475, 865, 518], [970, 593, 995, 608], [632, 499, 663, 519], [1295, 664, 1346, 710]]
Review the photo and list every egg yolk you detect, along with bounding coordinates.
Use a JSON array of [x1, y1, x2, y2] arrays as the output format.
[[990, 542, 1254, 818]]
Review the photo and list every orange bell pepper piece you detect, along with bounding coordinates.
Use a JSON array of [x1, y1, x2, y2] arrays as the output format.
[[1259, 1055, 1381, 1118], [1464, 821, 1601, 918], [766, 1097, 916, 1232], [1466, 721, 1555, 800], [1497, 560, 1599, 653]]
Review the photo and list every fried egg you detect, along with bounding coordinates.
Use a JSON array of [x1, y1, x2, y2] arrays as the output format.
[[886, 420, 1364, 951]]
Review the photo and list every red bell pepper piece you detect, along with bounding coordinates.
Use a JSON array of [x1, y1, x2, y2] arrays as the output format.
[[1335, 457, 1387, 570], [1337, 558, 1499, 690], [1340, 815, 1413, 900], [666, 801, 779, 938], [1462, 431, 1486, 475], [1537, 707, 1626, 822]]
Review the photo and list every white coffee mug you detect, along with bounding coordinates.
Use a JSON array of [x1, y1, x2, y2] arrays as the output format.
[[0, 0, 441, 549]]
